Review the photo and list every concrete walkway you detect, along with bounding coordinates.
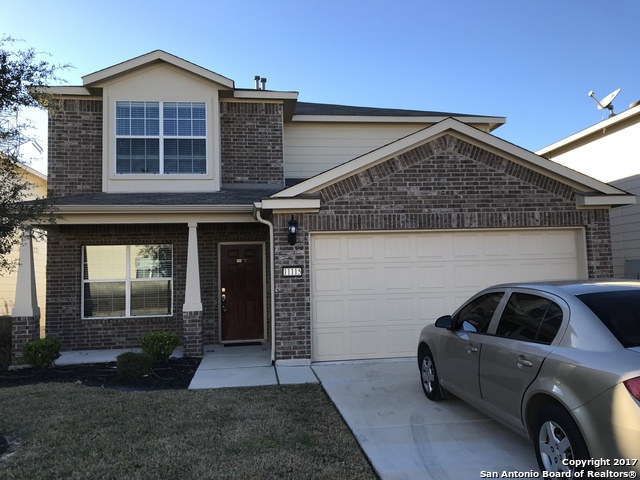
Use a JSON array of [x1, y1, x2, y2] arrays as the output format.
[[188, 343, 318, 389]]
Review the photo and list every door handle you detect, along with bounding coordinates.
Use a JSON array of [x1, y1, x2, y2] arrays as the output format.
[[221, 288, 228, 313], [516, 355, 533, 368], [466, 343, 479, 354]]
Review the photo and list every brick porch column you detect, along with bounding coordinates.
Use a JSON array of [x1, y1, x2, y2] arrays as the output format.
[[182, 222, 203, 357], [11, 232, 41, 365]]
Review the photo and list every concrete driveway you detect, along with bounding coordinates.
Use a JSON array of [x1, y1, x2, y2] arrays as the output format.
[[312, 359, 538, 480]]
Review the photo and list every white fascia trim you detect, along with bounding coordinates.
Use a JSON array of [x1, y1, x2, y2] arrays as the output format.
[[575, 194, 636, 208], [275, 118, 627, 199], [232, 91, 299, 101], [291, 115, 505, 126], [53, 209, 257, 225], [82, 50, 234, 89], [43, 86, 95, 96], [537, 104, 640, 157], [255, 198, 320, 212], [56, 204, 253, 215]]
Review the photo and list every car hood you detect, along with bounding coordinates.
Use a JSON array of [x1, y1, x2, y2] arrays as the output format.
[[628, 346, 640, 354]]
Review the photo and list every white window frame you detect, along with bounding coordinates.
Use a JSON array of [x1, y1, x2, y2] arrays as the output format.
[[115, 101, 208, 175], [82, 244, 174, 319]]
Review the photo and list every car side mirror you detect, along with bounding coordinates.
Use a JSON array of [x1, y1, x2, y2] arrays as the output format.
[[435, 315, 452, 329]]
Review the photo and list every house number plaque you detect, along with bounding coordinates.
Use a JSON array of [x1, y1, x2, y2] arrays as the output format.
[[282, 266, 303, 277]]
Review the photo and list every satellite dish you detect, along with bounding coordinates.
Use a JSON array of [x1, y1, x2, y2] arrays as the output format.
[[588, 88, 621, 117]]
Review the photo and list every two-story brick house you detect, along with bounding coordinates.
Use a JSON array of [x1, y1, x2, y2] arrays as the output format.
[[13, 50, 634, 365]]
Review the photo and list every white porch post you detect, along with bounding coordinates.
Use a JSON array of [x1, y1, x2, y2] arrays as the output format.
[[182, 222, 203, 357], [12, 231, 40, 318], [11, 230, 41, 365], [183, 222, 202, 312]]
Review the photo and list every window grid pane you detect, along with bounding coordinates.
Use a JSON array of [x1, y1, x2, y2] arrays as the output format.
[[83, 245, 173, 318], [117, 101, 206, 174]]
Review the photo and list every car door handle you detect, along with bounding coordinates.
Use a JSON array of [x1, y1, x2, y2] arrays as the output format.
[[516, 356, 533, 368], [466, 343, 479, 354]]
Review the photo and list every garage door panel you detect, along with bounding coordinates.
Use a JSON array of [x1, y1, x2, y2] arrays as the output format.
[[385, 236, 412, 258], [349, 299, 377, 323], [385, 266, 413, 289], [314, 268, 343, 292], [348, 267, 376, 290], [314, 299, 344, 325], [416, 235, 444, 257], [311, 229, 584, 361]]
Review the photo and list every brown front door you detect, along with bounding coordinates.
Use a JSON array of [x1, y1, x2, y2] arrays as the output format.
[[220, 244, 264, 341]]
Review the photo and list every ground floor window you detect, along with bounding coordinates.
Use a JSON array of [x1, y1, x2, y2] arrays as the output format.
[[82, 245, 173, 318]]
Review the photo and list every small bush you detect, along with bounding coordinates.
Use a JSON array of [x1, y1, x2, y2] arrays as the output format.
[[22, 337, 61, 368], [141, 331, 180, 362], [116, 352, 153, 380]]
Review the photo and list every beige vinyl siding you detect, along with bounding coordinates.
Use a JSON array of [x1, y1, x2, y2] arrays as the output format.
[[610, 175, 640, 278], [283, 122, 429, 179], [0, 169, 47, 331]]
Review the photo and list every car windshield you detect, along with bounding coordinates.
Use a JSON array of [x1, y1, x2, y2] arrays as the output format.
[[577, 290, 640, 348]]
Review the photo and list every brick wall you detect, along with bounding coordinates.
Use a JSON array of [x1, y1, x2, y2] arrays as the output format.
[[48, 99, 103, 197], [46, 223, 270, 351], [271, 134, 614, 360], [220, 101, 284, 185]]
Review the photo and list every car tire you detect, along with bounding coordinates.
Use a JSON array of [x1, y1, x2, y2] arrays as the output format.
[[419, 347, 443, 401], [533, 405, 590, 475]]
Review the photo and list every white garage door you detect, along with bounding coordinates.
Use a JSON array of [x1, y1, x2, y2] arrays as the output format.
[[311, 229, 585, 361]]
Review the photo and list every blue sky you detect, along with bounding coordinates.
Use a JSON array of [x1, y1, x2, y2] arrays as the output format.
[[3, 0, 639, 175]]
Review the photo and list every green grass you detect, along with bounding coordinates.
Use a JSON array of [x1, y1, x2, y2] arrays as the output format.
[[0, 383, 377, 480]]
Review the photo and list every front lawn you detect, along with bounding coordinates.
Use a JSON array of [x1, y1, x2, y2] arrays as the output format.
[[0, 383, 377, 479]]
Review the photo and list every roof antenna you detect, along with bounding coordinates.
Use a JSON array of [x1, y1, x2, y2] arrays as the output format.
[[588, 88, 620, 118]]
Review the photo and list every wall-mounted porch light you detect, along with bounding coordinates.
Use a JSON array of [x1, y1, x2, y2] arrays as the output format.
[[288, 216, 298, 245]]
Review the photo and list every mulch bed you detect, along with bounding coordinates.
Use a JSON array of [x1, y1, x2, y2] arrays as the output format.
[[0, 357, 201, 390]]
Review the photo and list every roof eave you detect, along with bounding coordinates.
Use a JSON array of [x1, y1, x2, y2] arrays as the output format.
[[537, 104, 640, 157]]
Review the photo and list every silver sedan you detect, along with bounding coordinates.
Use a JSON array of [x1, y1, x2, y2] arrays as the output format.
[[417, 281, 640, 475]]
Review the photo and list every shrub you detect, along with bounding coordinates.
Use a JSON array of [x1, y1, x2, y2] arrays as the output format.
[[141, 331, 180, 362], [116, 352, 153, 380], [22, 337, 61, 368], [0, 317, 11, 370]]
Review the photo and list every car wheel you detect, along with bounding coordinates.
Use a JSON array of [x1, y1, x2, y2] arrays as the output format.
[[419, 347, 443, 401], [534, 405, 590, 475]]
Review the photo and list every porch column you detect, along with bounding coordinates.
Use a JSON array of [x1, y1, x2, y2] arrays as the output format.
[[11, 231, 41, 365], [182, 222, 203, 358]]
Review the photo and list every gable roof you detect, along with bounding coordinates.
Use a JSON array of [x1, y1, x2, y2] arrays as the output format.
[[82, 50, 235, 89], [271, 117, 634, 209]]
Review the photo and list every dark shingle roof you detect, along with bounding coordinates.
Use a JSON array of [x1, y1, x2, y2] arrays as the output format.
[[293, 101, 478, 118], [49, 187, 283, 207]]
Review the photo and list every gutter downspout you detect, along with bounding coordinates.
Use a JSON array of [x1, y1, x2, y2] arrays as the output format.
[[255, 206, 276, 364]]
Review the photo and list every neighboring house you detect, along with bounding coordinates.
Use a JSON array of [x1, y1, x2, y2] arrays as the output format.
[[0, 164, 47, 324], [537, 102, 640, 278], [15, 50, 633, 364]]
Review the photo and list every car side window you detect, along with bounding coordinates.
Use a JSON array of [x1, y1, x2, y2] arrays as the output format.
[[496, 293, 563, 344], [452, 292, 504, 333]]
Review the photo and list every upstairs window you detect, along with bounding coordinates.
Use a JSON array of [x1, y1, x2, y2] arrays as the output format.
[[116, 101, 206, 174]]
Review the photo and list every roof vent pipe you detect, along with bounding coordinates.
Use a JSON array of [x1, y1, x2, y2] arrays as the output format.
[[261, 77, 267, 90], [254, 75, 261, 90]]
